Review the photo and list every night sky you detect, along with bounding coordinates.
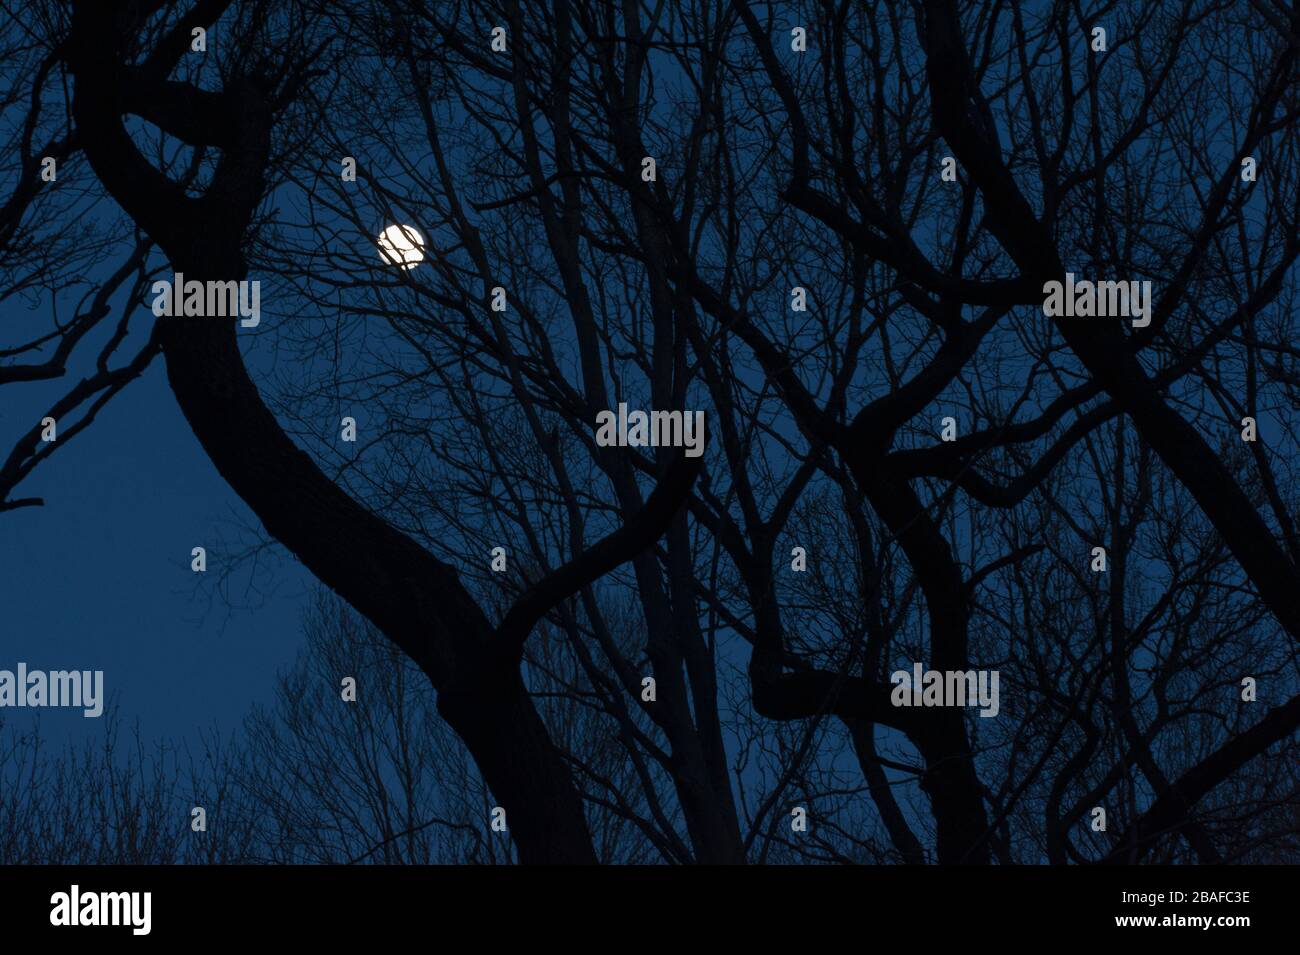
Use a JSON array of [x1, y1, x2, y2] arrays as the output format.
[[0, 349, 311, 749]]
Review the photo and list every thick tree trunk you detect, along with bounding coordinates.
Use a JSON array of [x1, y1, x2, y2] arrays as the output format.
[[66, 0, 599, 865]]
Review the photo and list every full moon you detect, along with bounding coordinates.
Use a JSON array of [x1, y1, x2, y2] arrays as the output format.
[[377, 224, 425, 270]]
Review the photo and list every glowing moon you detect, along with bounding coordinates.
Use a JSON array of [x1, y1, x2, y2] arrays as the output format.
[[377, 224, 425, 270]]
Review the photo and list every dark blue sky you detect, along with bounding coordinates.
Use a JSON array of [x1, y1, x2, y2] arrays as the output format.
[[0, 352, 312, 749]]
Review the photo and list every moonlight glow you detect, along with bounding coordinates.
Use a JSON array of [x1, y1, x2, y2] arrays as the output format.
[[377, 224, 425, 270]]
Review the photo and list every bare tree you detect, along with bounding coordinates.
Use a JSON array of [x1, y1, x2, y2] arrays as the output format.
[[28, 0, 1300, 865], [0, 708, 253, 864]]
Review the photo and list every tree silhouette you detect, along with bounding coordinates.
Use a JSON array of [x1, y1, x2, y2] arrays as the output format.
[[20, 0, 1300, 864]]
